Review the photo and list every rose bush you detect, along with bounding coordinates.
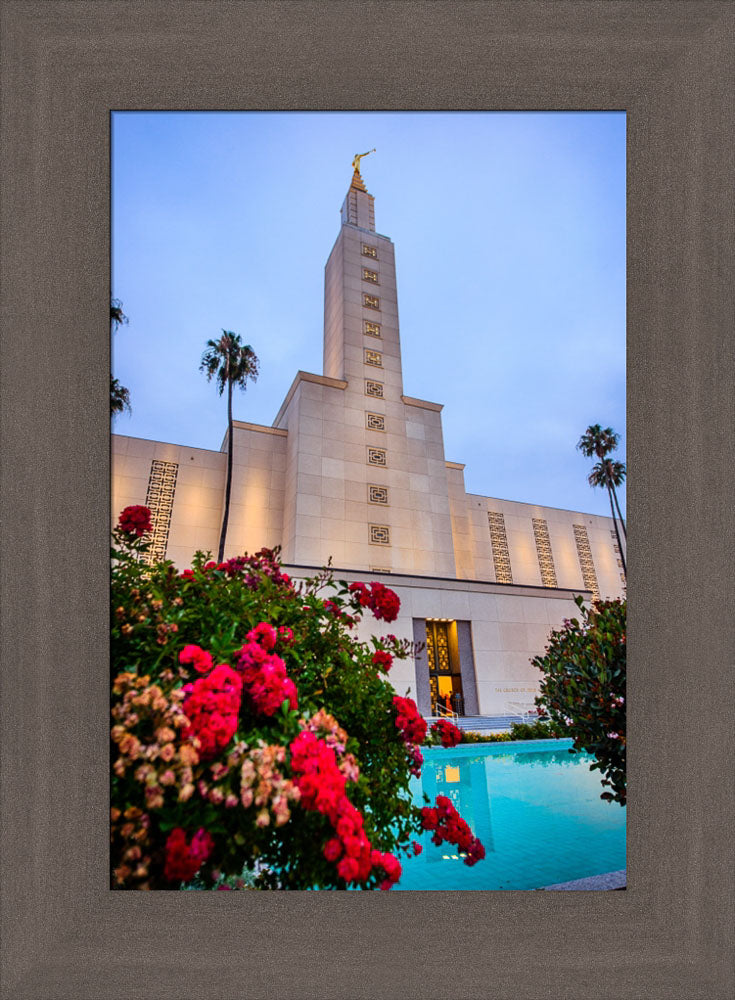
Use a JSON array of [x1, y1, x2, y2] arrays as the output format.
[[111, 507, 485, 889], [429, 718, 463, 748]]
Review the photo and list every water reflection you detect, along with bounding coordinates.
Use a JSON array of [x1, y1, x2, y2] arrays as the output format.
[[400, 743, 626, 890], [421, 757, 496, 858]]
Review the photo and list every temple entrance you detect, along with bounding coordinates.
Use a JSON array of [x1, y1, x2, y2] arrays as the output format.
[[426, 619, 465, 716]]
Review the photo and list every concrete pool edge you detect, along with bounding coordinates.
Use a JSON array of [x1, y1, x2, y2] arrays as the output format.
[[540, 869, 627, 891], [422, 737, 576, 757]]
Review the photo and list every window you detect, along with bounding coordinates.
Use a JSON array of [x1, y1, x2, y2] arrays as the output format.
[[368, 485, 389, 505], [365, 380, 384, 398], [364, 348, 382, 367], [362, 244, 378, 259], [367, 447, 387, 466], [487, 511, 512, 584], [143, 460, 179, 565], [362, 268, 379, 284], [363, 320, 381, 337], [365, 412, 385, 431], [363, 293, 380, 309], [573, 524, 600, 600], [532, 517, 558, 587], [369, 524, 390, 545]]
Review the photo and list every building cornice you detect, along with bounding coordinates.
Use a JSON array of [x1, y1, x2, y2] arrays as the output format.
[[273, 371, 348, 428], [231, 420, 287, 437], [401, 394, 443, 412]]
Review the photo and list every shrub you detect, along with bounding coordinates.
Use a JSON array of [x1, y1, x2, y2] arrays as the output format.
[[459, 730, 512, 744], [429, 718, 463, 748], [507, 719, 563, 741], [533, 595, 626, 805], [110, 506, 485, 889], [451, 720, 560, 745]]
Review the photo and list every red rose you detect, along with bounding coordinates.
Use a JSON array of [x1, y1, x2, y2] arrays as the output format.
[[117, 505, 152, 538], [348, 581, 400, 623], [163, 827, 214, 883], [371, 650, 393, 672], [323, 838, 343, 862]]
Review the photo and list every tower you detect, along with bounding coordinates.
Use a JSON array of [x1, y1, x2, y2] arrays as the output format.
[[275, 160, 457, 577]]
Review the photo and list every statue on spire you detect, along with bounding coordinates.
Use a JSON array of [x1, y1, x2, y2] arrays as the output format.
[[352, 148, 376, 174]]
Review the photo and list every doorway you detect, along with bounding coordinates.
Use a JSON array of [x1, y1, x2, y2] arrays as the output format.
[[426, 619, 465, 716]]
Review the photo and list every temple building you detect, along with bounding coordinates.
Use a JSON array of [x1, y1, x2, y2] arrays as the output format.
[[112, 163, 625, 718]]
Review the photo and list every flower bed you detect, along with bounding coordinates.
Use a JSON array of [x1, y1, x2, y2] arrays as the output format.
[[111, 506, 485, 890]]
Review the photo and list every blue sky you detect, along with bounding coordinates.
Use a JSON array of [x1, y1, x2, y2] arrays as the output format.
[[112, 111, 625, 517]]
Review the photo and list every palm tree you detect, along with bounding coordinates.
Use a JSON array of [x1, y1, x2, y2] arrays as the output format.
[[599, 458, 626, 538], [110, 376, 131, 415], [110, 299, 128, 331], [111, 299, 131, 416], [588, 460, 627, 575], [200, 331, 259, 562], [577, 424, 626, 578]]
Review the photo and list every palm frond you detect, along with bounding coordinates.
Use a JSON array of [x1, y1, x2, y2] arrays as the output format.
[[111, 376, 131, 415], [200, 330, 259, 397]]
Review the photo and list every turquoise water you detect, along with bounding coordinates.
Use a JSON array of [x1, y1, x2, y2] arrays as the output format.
[[395, 739, 626, 890]]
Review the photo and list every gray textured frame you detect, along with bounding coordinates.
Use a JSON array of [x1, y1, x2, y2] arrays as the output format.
[[1, 1, 733, 997]]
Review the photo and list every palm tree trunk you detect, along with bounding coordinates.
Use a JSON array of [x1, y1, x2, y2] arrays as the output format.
[[218, 379, 234, 562], [610, 482, 627, 539], [606, 482, 626, 579]]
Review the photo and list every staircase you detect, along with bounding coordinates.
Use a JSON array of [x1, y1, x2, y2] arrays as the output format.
[[426, 714, 531, 735]]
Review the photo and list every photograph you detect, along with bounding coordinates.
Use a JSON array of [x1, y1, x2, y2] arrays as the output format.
[[110, 110, 626, 891]]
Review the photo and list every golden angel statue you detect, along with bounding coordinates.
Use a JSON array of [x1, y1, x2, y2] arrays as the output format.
[[352, 149, 376, 173]]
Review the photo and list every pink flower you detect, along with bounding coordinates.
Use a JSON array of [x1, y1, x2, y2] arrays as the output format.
[[179, 644, 214, 675], [337, 856, 359, 882], [247, 622, 278, 652]]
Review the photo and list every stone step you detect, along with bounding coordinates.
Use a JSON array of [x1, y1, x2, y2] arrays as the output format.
[[425, 714, 543, 732]]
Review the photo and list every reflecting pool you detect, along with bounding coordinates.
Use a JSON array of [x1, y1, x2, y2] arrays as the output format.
[[395, 739, 626, 890]]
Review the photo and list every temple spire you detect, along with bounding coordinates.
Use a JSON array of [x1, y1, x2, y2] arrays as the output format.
[[341, 149, 376, 230], [351, 148, 375, 190]]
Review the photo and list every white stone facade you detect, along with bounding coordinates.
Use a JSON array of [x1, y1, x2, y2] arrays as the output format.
[[112, 170, 625, 717]]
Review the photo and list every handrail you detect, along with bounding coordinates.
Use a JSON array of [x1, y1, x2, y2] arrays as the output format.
[[429, 704, 459, 722], [505, 701, 540, 722]]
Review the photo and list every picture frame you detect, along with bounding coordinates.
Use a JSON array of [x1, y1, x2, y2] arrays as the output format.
[[1, 1, 732, 997]]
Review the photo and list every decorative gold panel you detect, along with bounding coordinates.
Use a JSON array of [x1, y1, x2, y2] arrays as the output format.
[[369, 524, 390, 545], [366, 412, 385, 431], [142, 460, 178, 565], [363, 293, 380, 310], [487, 511, 513, 584], [362, 268, 379, 283], [426, 621, 451, 675], [532, 517, 558, 587], [573, 524, 600, 600], [368, 485, 389, 505], [363, 320, 381, 338], [365, 379, 384, 398], [362, 244, 378, 258], [364, 348, 383, 367], [367, 447, 387, 466]]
